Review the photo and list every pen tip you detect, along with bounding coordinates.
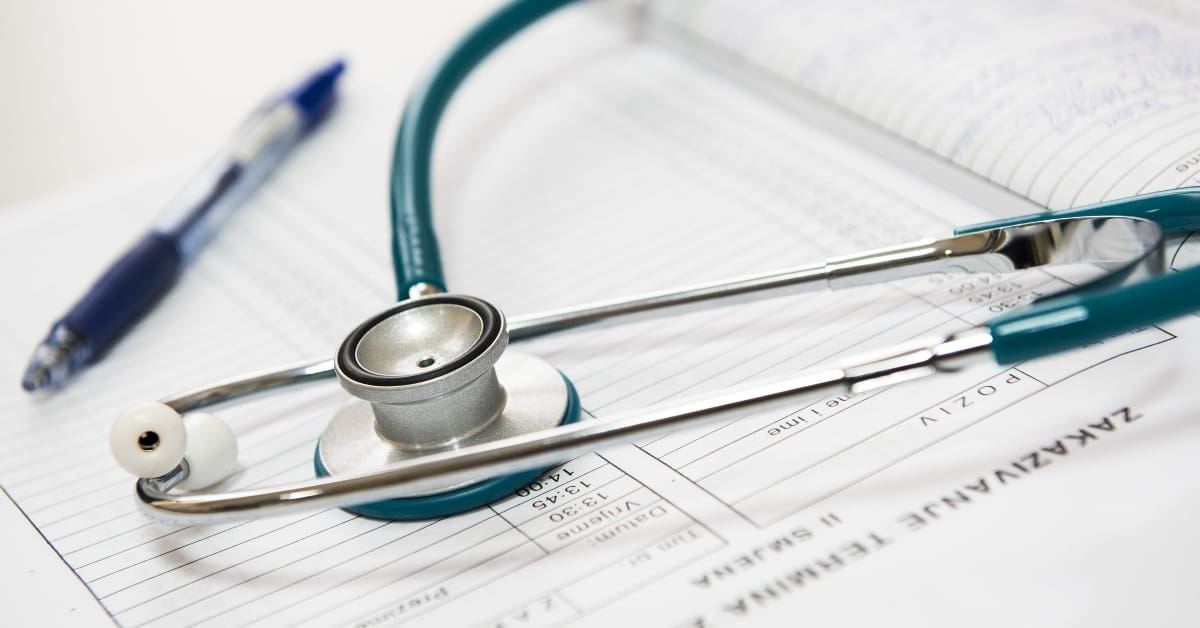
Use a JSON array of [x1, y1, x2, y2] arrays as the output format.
[[21, 366, 50, 392], [21, 324, 84, 394]]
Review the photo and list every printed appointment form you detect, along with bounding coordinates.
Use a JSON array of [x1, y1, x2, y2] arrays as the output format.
[[3, 3, 1200, 626]]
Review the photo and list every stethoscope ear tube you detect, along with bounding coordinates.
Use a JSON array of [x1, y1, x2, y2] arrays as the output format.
[[989, 264, 1200, 364]]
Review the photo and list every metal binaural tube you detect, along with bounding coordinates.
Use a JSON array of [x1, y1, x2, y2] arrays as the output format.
[[508, 216, 1162, 338], [166, 359, 335, 413], [134, 216, 1162, 524], [158, 216, 1162, 416], [137, 328, 993, 525]]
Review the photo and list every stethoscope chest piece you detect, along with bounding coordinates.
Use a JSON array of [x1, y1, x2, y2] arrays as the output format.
[[318, 294, 580, 519]]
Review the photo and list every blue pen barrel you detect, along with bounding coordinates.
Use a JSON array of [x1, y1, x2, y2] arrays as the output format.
[[63, 232, 182, 360], [20, 60, 344, 392], [989, 264, 1200, 364]]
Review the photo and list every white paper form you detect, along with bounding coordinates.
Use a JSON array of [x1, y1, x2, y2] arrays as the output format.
[[0, 483, 111, 625], [647, 0, 1200, 209], [2, 4, 1199, 627]]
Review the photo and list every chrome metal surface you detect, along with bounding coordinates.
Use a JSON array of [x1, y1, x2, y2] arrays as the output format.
[[407, 282, 443, 300], [138, 328, 994, 525], [318, 351, 569, 496], [370, 369, 508, 446], [828, 214, 1163, 288], [336, 299, 508, 406], [355, 303, 484, 378], [508, 216, 1163, 338], [166, 359, 335, 413], [141, 461, 188, 495], [842, 327, 994, 392], [507, 261, 830, 338], [132, 216, 1156, 524], [336, 296, 511, 446], [156, 216, 1161, 414]]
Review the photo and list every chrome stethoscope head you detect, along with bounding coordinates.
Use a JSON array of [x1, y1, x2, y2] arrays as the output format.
[[318, 294, 578, 519], [112, 292, 581, 522]]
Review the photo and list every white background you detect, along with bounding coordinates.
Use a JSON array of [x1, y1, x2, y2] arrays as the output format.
[[0, 1, 497, 211]]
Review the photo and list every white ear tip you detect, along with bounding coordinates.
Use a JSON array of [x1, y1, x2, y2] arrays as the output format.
[[177, 412, 238, 490], [111, 402, 187, 478]]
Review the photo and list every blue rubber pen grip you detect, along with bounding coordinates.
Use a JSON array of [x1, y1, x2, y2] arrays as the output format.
[[989, 264, 1200, 364], [63, 232, 182, 360]]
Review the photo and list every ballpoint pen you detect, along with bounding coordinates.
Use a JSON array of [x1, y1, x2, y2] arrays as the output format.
[[21, 59, 346, 392]]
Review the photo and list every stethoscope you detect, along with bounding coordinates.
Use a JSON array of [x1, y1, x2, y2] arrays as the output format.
[[110, 0, 1200, 526]]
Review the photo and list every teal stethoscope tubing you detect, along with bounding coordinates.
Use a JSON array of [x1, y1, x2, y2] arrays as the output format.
[[959, 187, 1200, 363], [388, 0, 1200, 366], [390, 0, 581, 295]]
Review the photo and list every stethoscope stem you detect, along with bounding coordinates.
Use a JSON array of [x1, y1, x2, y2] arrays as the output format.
[[137, 327, 992, 525]]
